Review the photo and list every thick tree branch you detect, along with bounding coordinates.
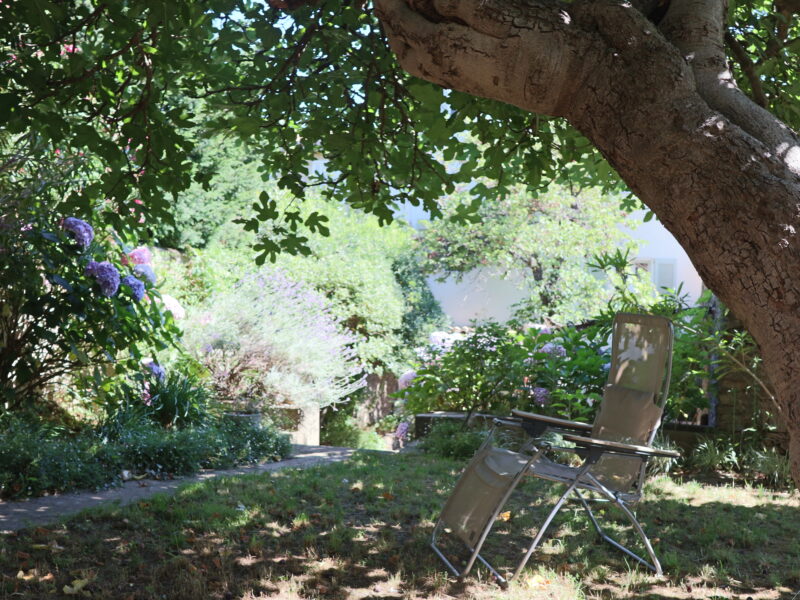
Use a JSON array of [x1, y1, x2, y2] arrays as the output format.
[[374, 0, 603, 119], [374, 0, 800, 485], [659, 0, 800, 177]]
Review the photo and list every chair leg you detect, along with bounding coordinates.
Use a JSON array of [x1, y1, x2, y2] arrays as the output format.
[[511, 474, 585, 580], [574, 489, 663, 576]]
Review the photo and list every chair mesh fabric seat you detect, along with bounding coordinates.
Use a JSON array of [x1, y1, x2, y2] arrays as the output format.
[[440, 446, 530, 547], [589, 383, 664, 493]]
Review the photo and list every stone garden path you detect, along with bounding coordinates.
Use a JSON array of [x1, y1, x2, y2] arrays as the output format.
[[0, 445, 356, 533]]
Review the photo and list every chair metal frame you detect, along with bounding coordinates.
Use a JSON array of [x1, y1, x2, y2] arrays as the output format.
[[430, 313, 679, 584]]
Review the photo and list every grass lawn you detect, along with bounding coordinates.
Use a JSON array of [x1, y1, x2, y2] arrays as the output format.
[[1, 451, 798, 599]]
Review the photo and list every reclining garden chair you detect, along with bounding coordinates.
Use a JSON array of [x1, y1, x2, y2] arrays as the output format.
[[431, 313, 680, 584]]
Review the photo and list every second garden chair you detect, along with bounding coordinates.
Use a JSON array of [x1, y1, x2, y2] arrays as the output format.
[[430, 313, 680, 584]]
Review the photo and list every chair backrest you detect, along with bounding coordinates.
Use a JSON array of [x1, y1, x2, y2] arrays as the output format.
[[589, 313, 673, 494]]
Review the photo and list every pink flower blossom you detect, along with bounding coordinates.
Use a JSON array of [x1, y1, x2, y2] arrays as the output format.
[[128, 246, 152, 265]]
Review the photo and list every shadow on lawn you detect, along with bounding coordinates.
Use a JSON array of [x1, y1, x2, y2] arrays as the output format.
[[1, 452, 798, 600]]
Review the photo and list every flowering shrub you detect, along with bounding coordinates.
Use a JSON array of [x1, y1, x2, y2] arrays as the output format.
[[402, 322, 530, 418], [0, 205, 178, 410], [400, 321, 608, 422], [61, 217, 94, 248], [184, 269, 366, 413]]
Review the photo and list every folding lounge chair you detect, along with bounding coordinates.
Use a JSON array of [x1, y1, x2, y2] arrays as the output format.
[[430, 313, 681, 584]]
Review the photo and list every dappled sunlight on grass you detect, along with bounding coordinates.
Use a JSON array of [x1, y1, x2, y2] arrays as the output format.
[[0, 452, 798, 599]]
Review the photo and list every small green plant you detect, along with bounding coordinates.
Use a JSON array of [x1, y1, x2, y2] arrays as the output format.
[[146, 371, 217, 429], [690, 436, 741, 472], [420, 420, 488, 460], [646, 434, 682, 476]]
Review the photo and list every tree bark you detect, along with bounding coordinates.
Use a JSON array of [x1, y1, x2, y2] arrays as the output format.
[[375, 0, 800, 487]]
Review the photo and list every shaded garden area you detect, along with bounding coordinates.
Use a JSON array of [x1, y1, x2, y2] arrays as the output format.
[[2, 452, 798, 599], [3, 1, 800, 598]]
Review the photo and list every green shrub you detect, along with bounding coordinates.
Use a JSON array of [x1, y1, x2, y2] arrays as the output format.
[[0, 415, 291, 499], [321, 408, 362, 448], [320, 408, 386, 450], [211, 417, 292, 466], [116, 427, 210, 476], [402, 321, 529, 418], [0, 418, 120, 498], [688, 434, 793, 489], [420, 420, 487, 460]]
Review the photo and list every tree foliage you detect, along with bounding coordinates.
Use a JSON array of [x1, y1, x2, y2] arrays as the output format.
[[2, 0, 798, 237], [1, 0, 619, 251], [418, 185, 648, 324]]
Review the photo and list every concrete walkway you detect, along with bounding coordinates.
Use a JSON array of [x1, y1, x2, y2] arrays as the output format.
[[0, 445, 355, 533]]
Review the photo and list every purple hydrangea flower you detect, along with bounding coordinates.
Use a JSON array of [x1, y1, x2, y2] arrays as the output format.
[[532, 387, 550, 407], [394, 421, 410, 440], [397, 370, 417, 390], [541, 342, 567, 357], [133, 264, 156, 285], [85, 260, 120, 297], [121, 275, 145, 301], [145, 361, 166, 381], [61, 217, 94, 249]]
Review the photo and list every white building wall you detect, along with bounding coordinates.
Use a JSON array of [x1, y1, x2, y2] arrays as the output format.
[[621, 210, 705, 304], [425, 269, 529, 326]]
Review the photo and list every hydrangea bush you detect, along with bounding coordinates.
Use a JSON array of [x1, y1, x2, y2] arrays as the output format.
[[400, 320, 608, 423], [0, 208, 179, 410], [184, 268, 366, 414]]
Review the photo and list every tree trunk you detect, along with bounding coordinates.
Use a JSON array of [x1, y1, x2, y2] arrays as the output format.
[[375, 0, 800, 487]]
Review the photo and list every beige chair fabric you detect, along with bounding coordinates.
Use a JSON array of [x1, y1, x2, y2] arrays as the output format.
[[590, 383, 663, 492], [609, 314, 672, 394], [440, 446, 529, 547]]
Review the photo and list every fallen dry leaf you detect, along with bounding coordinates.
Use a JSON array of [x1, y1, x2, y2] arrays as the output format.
[[63, 577, 91, 595]]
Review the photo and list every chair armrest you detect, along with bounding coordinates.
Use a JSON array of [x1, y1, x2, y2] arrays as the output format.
[[511, 409, 593, 433], [562, 434, 681, 458]]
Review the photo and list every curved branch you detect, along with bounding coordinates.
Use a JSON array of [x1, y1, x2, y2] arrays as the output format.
[[724, 31, 768, 108], [659, 0, 800, 176]]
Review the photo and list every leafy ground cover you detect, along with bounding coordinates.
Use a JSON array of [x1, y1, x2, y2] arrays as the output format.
[[1, 452, 798, 599]]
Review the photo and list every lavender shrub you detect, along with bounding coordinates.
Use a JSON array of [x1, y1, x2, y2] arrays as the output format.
[[185, 269, 365, 413]]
